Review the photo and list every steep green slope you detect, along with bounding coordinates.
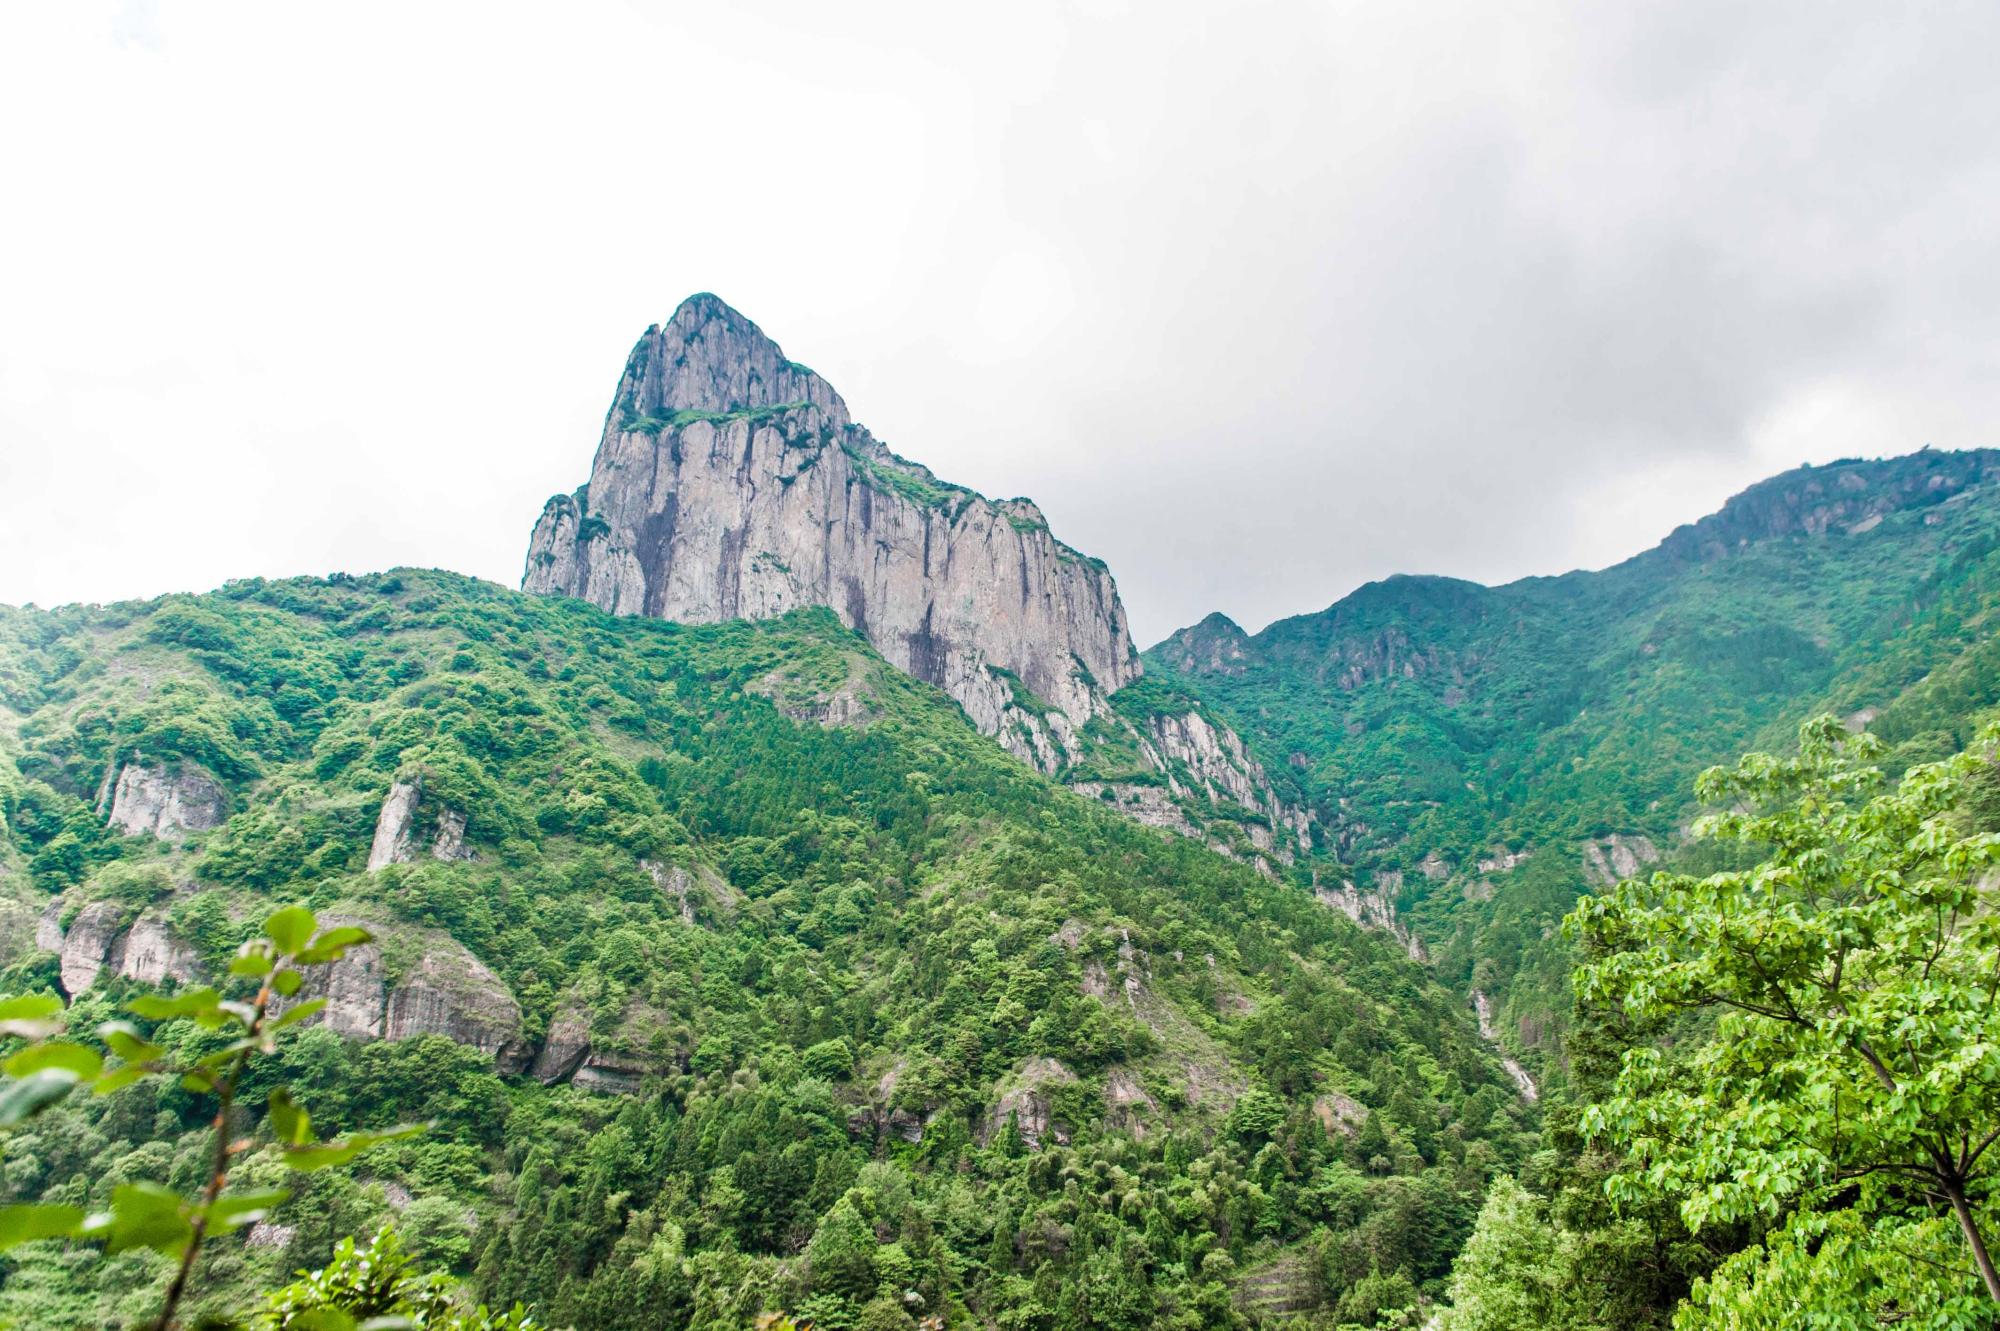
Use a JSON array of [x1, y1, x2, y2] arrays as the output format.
[[1147, 449, 2000, 1085], [0, 571, 1528, 1328]]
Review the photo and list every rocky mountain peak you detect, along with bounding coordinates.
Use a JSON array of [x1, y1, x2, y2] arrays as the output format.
[[611, 293, 849, 429], [1650, 447, 2000, 564], [524, 296, 1313, 864], [1155, 612, 1251, 675], [527, 295, 1141, 768]]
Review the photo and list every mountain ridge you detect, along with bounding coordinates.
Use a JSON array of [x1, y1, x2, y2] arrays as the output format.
[[1146, 444, 2000, 1091]]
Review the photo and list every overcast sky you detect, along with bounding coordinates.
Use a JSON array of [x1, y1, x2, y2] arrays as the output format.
[[3, 2, 1996, 643]]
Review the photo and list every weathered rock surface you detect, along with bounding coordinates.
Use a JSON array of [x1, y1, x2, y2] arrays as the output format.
[[1153, 612, 1252, 676], [523, 294, 1309, 853], [1580, 834, 1660, 887], [529, 990, 672, 1091], [367, 779, 474, 870], [40, 900, 203, 994], [749, 652, 881, 729], [1313, 1092, 1366, 1137], [1471, 988, 1538, 1102], [524, 295, 1136, 776], [106, 762, 226, 840], [847, 1060, 933, 1143], [270, 916, 528, 1072], [1315, 877, 1427, 962], [1130, 710, 1312, 860], [33, 899, 64, 955], [56, 900, 132, 993], [384, 950, 528, 1070], [1102, 1066, 1157, 1136], [367, 781, 424, 870], [982, 1056, 1077, 1148], [118, 911, 203, 987]]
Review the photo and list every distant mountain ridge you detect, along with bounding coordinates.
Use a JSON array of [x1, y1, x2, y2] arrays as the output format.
[[1149, 445, 2000, 1087]]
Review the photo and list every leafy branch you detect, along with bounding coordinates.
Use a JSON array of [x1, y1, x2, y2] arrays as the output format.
[[0, 905, 425, 1330]]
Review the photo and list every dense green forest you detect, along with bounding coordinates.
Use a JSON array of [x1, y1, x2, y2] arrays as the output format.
[[9, 451, 2000, 1327], [1147, 449, 2000, 1092], [0, 571, 1532, 1328]]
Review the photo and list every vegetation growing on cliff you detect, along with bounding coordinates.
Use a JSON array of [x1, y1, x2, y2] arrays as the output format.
[[0, 571, 1529, 1327]]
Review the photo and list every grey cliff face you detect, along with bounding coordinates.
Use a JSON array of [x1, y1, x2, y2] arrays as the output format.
[[523, 295, 1310, 858], [106, 762, 226, 841], [523, 295, 1137, 774], [368, 779, 475, 871], [38, 899, 203, 995]]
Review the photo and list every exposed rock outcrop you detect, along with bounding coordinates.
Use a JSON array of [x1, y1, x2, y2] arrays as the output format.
[[524, 295, 1136, 776], [40, 900, 203, 995], [1580, 834, 1660, 888], [1654, 449, 2000, 564], [1153, 613, 1252, 676], [1130, 710, 1312, 861], [528, 991, 673, 1091], [847, 1060, 933, 1143], [523, 294, 1308, 854], [34, 899, 63, 955], [118, 911, 203, 987], [384, 950, 527, 1069], [56, 900, 132, 993], [1102, 1066, 1157, 1136], [105, 762, 226, 840], [368, 780, 474, 870], [270, 917, 529, 1072], [748, 652, 881, 729], [1472, 988, 1538, 1102], [1312, 1091, 1366, 1137], [981, 1056, 1077, 1149], [1315, 877, 1427, 962]]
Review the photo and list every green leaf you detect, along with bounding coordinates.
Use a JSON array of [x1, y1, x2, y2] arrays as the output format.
[[0, 1069, 79, 1125], [3, 1041, 102, 1082], [271, 968, 305, 997], [286, 1310, 358, 1331], [82, 1181, 191, 1256], [97, 1021, 163, 1064], [270, 998, 327, 1031], [92, 1064, 151, 1096], [297, 926, 372, 965], [0, 994, 64, 1041], [0, 1202, 85, 1250], [269, 1087, 313, 1146], [229, 949, 273, 978], [284, 1122, 426, 1171], [263, 905, 318, 955], [0, 994, 63, 1022], [128, 987, 222, 1021], [201, 1187, 290, 1235]]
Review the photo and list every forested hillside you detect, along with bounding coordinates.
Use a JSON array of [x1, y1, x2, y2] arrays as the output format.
[[0, 571, 1531, 1328], [1148, 448, 2000, 1087]]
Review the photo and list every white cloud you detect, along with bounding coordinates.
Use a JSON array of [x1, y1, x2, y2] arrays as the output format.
[[2, 1, 1996, 641]]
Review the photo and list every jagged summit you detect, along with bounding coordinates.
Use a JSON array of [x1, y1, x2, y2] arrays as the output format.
[[1646, 447, 2000, 565], [613, 294, 849, 427], [523, 296, 1314, 865], [1154, 612, 1251, 675]]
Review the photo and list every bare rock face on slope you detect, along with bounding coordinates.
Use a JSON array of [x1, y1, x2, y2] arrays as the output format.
[[105, 762, 227, 840], [524, 295, 1137, 773], [524, 295, 1310, 857]]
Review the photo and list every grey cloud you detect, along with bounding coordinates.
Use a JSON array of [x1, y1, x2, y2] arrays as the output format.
[[1, 2, 1995, 647]]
